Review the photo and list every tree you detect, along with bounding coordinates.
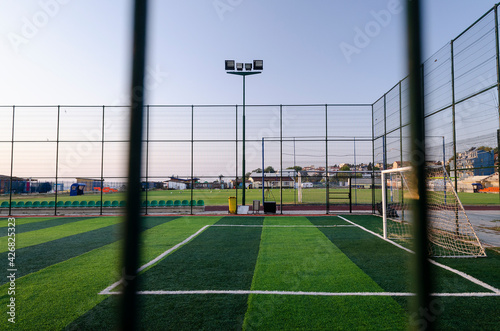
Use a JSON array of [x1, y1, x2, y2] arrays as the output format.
[[245, 172, 252, 180], [340, 164, 350, 171], [287, 166, 303, 172], [252, 168, 262, 173], [264, 166, 275, 173]]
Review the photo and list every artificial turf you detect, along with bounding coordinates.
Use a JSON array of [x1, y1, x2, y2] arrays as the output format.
[[0, 215, 498, 330]]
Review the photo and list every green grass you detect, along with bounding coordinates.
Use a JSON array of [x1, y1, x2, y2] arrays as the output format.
[[0, 215, 498, 330]]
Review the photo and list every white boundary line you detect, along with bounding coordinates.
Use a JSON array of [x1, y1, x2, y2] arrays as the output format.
[[212, 224, 355, 228], [337, 215, 500, 294], [101, 289, 500, 297], [99, 218, 500, 297], [99, 225, 210, 295]]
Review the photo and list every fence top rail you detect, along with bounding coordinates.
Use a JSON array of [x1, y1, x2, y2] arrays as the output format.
[[0, 103, 374, 108]]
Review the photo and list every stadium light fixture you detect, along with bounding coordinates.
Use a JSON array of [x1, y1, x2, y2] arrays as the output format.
[[225, 60, 263, 207]]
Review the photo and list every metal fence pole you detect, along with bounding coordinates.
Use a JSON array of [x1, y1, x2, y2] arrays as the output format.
[[54, 106, 60, 216], [451, 40, 458, 190], [495, 4, 500, 202], [406, 1, 432, 328], [325, 104, 329, 214], [8, 106, 15, 216], [280, 105, 283, 214], [191, 105, 194, 215], [145, 105, 150, 215], [100, 106, 105, 216], [121, 0, 148, 329], [235, 105, 238, 212]]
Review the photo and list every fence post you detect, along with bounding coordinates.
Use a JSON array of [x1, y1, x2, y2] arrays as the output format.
[[54, 106, 60, 216]]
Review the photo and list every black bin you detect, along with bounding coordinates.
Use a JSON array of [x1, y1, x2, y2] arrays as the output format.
[[263, 201, 276, 214]]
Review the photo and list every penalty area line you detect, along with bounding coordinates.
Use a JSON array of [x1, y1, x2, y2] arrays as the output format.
[[101, 289, 500, 297], [211, 224, 356, 228], [337, 215, 500, 295], [99, 224, 211, 295]]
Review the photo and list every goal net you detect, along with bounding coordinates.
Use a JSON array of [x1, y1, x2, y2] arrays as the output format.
[[380, 166, 486, 258]]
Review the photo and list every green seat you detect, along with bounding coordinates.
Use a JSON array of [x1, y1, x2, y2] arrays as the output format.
[[32, 201, 41, 208], [25, 201, 33, 208], [57, 201, 64, 207], [0, 201, 9, 208], [181, 200, 189, 206], [174, 200, 181, 207], [64, 201, 72, 207], [190, 200, 196, 206], [103, 201, 111, 207], [141, 201, 150, 207], [40, 201, 49, 207], [16, 201, 24, 208], [197, 200, 205, 206], [48, 201, 56, 207], [87, 201, 95, 207], [71, 201, 80, 207], [166, 200, 173, 206], [111, 200, 119, 207], [80, 201, 88, 207], [95, 201, 102, 207], [119, 200, 126, 207], [10, 201, 16, 208], [150, 200, 158, 207], [158, 200, 166, 207]]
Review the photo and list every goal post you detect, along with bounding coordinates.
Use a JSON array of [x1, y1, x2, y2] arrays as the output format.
[[380, 165, 486, 258]]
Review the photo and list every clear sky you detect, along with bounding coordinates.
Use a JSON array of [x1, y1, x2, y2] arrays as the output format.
[[1, 0, 499, 106]]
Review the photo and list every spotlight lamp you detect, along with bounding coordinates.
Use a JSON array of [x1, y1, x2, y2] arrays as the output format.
[[236, 62, 244, 71], [253, 60, 263, 70], [245, 63, 252, 71], [225, 60, 235, 70]]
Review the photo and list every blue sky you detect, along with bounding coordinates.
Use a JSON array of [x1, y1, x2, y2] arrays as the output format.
[[1, 0, 499, 106]]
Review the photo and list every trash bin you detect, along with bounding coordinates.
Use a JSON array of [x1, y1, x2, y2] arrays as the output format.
[[228, 196, 237, 214]]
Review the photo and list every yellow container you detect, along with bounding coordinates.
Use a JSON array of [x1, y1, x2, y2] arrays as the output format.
[[228, 196, 237, 214]]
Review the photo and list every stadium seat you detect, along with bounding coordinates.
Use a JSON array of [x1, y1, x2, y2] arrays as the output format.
[[49, 201, 56, 207], [166, 200, 173, 206], [197, 200, 205, 206], [111, 201, 119, 207], [80, 201, 88, 207], [190, 200, 196, 206], [174, 200, 181, 207], [16, 201, 24, 208], [56, 201, 64, 207], [87, 201, 95, 207], [150, 200, 158, 207], [181, 200, 189, 206], [158, 200, 166, 207], [95, 201, 102, 207], [103, 201, 111, 207], [72, 201, 80, 207], [119, 200, 126, 207], [32, 201, 41, 208], [25, 201, 33, 208], [64, 201, 72, 207], [41, 201, 49, 207], [10, 201, 16, 208], [0, 201, 9, 208]]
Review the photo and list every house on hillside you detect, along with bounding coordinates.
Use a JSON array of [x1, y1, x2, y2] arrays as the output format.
[[249, 172, 295, 189], [451, 148, 495, 177]]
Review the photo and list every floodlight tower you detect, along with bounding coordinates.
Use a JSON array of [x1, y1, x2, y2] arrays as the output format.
[[225, 59, 263, 206]]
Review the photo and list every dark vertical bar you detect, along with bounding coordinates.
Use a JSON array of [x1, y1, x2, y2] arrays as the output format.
[[325, 104, 329, 214], [145, 105, 150, 216], [121, 0, 148, 330], [54, 106, 61, 216], [406, 1, 432, 329], [279, 104, 283, 214], [399, 82, 405, 220], [190, 105, 194, 215], [8, 106, 15, 216], [349, 177, 352, 213], [100, 106, 105, 216]]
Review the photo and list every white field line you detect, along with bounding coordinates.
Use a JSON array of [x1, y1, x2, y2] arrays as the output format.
[[99, 225, 210, 295], [102, 289, 500, 297], [337, 215, 500, 294], [211, 224, 355, 228]]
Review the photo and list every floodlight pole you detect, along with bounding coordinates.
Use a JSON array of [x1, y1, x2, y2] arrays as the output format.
[[227, 71, 261, 205]]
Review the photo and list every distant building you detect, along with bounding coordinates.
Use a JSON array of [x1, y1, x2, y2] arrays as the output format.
[[452, 148, 495, 177], [75, 177, 103, 192], [249, 172, 295, 189]]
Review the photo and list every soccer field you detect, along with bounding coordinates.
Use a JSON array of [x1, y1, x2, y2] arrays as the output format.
[[1, 215, 499, 330]]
